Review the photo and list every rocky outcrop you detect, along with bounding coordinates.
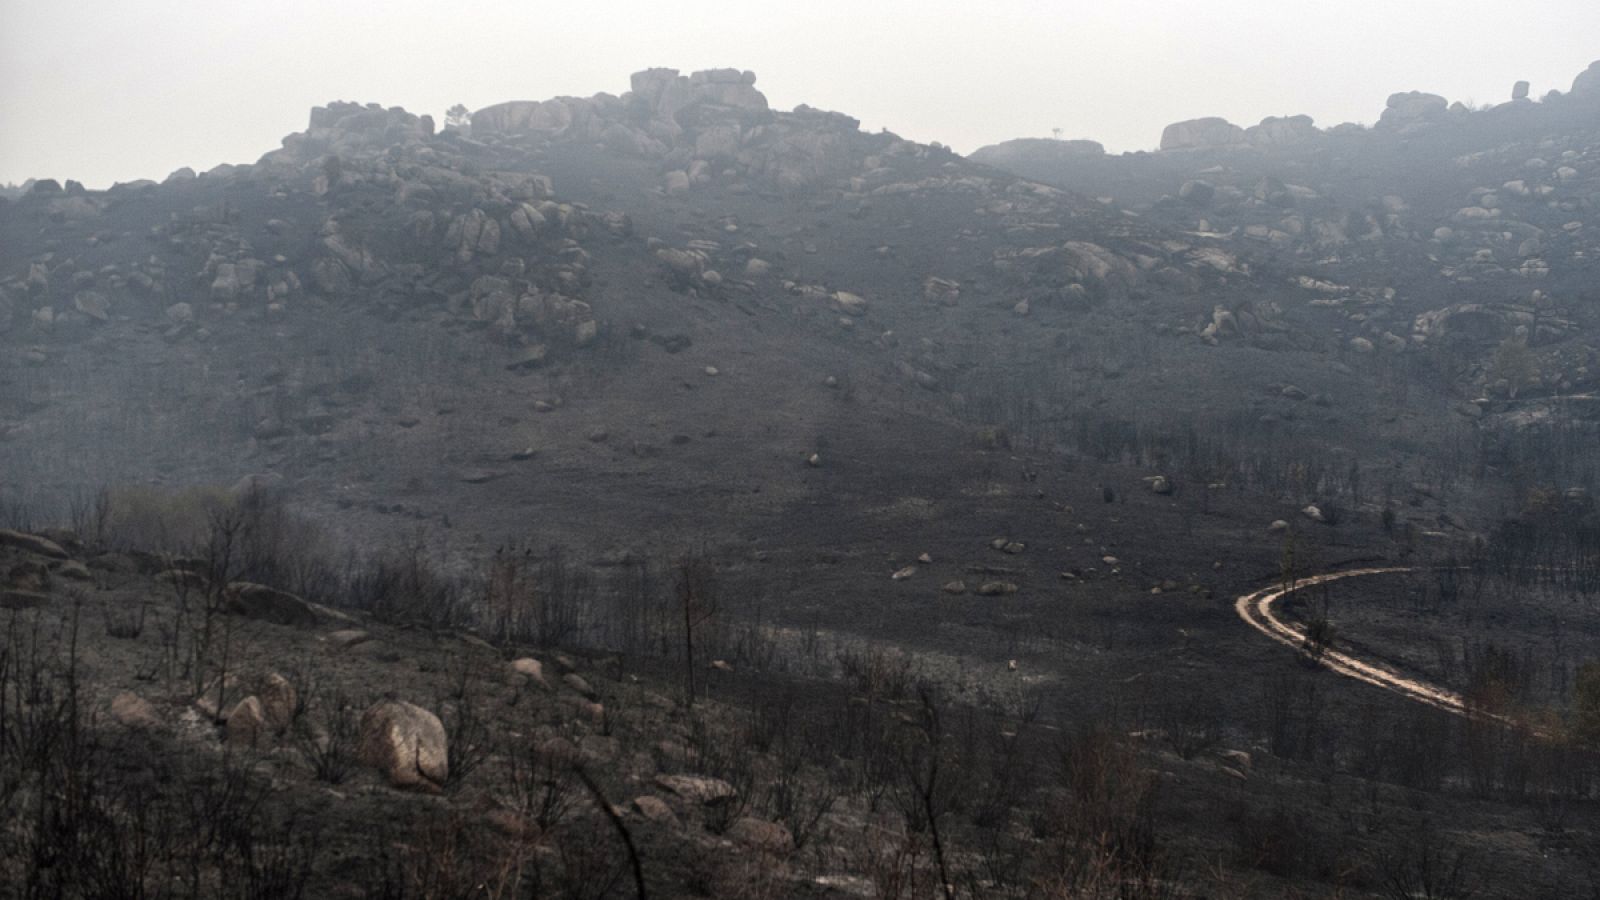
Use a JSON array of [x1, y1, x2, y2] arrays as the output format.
[[655, 773, 738, 804], [1572, 60, 1600, 97], [472, 67, 768, 142], [470, 96, 612, 138], [224, 582, 321, 627], [109, 691, 162, 730], [0, 529, 69, 559], [1160, 117, 1246, 151], [968, 137, 1105, 169], [225, 696, 267, 747], [1245, 114, 1318, 148], [1377, 91, 1448, 128], [269, 101, 434, 165]]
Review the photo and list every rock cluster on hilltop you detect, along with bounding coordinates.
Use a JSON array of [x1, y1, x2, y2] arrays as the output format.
[[966, 137, 1105, 172], [1573, 60, 1600, 96], [2, 64, 1239, 374], [1159, 117, 1246, 151], [970, 58, 1600, 405], [466, 67, 870, 193]]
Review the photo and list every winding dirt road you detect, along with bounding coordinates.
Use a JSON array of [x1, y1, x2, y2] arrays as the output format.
[[1234, 567, 1483, 718]]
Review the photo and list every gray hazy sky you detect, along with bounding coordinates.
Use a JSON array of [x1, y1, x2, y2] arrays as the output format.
[[2, 0, 1597, 188]]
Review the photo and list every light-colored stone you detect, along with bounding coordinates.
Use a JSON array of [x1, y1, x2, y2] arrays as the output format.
[[257, 673, 297, 733], [633, 795, 678, 825], [727, 816, 794, 854], [327, 629, 371, 649], [225, 582, 320, 626], [0, 529, 68, 559], [563, 673, 597, 699], [110, 691, 161, 730], [358, 700, 449, 790], [1160, 117, 1245, 151], [226, 696, 266, 747], [654, 773, 737, 804], [510, 657, 550, 690]]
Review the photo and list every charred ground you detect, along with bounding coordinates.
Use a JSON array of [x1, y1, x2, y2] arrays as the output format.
[[2, 63, 1600, 898]]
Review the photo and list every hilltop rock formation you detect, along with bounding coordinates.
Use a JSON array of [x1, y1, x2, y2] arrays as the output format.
[[465, 68, 869, 194], [1245, 114, 1319, 147], [968, 137, 1105, 171], [1160, 117, 1246, 150], [1378, 91, 1449, 128], [3, 59, 1600, 548], [969, 57, 1600, 406], [1573, 60, 1600, 96]]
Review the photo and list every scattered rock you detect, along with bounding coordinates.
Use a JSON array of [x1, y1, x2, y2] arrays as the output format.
[[358, 700, 449, 790], [225, 696, 267, 747], [831, 291, 868, 316], [633, 795, 678, 825], [1218, 749, 1253, 770], [193, 674, 242, 721], [0, 529, 69, 559], [563, 673, 597, 699], [327, 628, 372, 649], [1178, 180, 1215, 204], [1160, 117, 1245, 151], [485, 808, 538, 840], [727, 817, 795, 854], [109, 691, 162, 730], [256, 673, 297, 733], [654, 773, 737, 805], [55, 560, 92, 581], [225, 582, 321, 627], [506, 345, 549, 371], [510, 657, 550, 690]]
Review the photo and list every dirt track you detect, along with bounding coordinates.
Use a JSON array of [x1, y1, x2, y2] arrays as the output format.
[[1233, 567, 1485, 718]]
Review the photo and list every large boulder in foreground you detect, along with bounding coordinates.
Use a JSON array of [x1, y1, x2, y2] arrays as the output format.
[[359, 700, 449, 790]]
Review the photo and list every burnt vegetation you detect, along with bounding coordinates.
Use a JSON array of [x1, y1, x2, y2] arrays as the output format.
[[4, 59, 1600, 898]]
